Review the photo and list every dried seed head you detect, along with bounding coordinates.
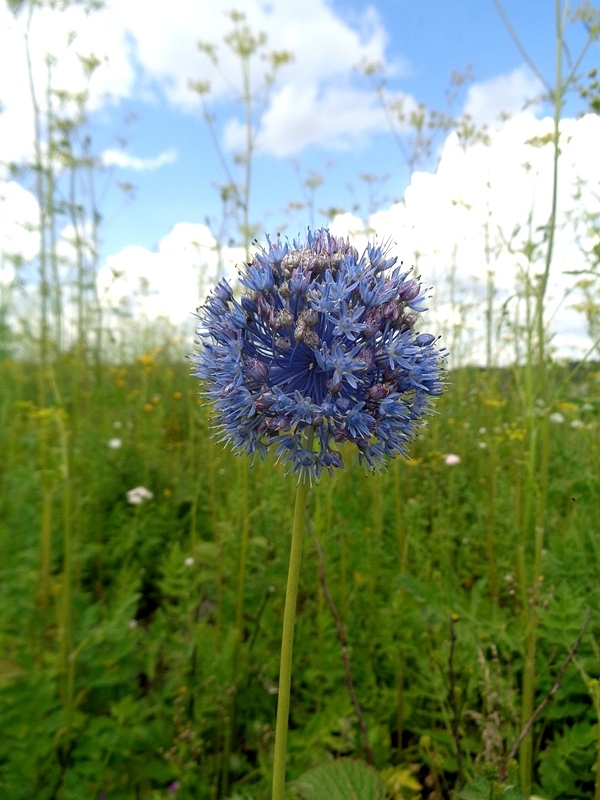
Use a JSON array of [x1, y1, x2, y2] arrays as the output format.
[[303, 330, 320, 348], [273, 309, 294, 330]]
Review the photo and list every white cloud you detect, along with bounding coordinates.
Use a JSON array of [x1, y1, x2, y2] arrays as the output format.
[[0, 181, 39, 261], [1, 0, 396, 165], [94, 113, 600, 363], [464, 65, 545, 127], [117, 0, 394, 111], [96, 222, 245, 326], [0, 2, 135, 164], [347, 112, 600, 363], [225, 83, 389, 157], [102, 147, 177, 171]]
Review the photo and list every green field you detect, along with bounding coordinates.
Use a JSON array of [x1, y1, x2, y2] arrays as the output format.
[[1, 353, 599, 799]]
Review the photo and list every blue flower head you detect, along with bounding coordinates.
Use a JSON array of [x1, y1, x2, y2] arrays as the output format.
[[192, 229, 445, 480]]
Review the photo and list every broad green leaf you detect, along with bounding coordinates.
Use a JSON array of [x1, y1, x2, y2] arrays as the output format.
[[295, 759, 385, 800], [459, 778, 527, 800]]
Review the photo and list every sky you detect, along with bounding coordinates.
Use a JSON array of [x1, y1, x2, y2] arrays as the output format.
[[1, 0, 599, 363]]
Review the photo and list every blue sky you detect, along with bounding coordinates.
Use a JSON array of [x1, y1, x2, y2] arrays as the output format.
[[1, 0, 599, 361], [85, 0, 593, 256]]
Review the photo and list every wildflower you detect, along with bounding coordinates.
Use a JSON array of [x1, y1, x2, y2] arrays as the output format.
[[192, 229, 445, 479], [107, 438, 122, 449], [113, 420, 123, 429], [556, 401, 577, 412], [444, 453, 461, 465], [128, 619, 138, 629], [126, 486, 154, 505], [168, 782, 180, 794], [184, 557, 195, 566], [549, 412, 565, 424], [484, 398, 506, 408], [570, 419, 585, 429], [478, 441, 487, 449]]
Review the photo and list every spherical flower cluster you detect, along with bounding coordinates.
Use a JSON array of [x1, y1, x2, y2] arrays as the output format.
[[192, 229, 445, 479]]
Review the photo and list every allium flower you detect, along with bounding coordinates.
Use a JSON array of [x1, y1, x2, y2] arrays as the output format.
[[126, 486, 154, 505], [193, 229, 445, 479]]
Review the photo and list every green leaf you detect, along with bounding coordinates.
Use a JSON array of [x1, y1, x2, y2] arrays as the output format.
[[458, 778, 528, 800], [295, 759, 385, 800]]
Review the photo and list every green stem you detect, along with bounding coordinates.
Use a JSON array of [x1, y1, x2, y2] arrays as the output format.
[[396, 648, 404, 761], [485, 445, 499, 605], [55, 408, 74, 735], [394, 459, 409, 759], [519, 621, 537, 797], [594, 682, 600, 800], [222, 458, 250, 796], [272, 472, 310, 800]]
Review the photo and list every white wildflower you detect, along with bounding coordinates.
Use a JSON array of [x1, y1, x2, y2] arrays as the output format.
[[126, 486, 154, 505], [549, 412, 565, 424], [444, 453, 461, 466], [107, 438, 122, 449]]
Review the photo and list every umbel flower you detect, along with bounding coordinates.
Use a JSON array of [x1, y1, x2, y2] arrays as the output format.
[[193, 229, 444, 479]]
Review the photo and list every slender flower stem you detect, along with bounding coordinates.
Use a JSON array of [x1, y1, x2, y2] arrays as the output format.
[[272, 472, 310, 800]]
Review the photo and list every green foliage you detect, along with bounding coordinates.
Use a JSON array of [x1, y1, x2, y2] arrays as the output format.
[[295, 759, 385, 800], [458, 778, 527, 799], [0, 359, 599, 798]]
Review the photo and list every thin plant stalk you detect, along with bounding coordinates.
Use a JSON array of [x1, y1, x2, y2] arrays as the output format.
[[37, 410, 54, 617], [51, 400, 75, 738], [271, 471, 310, 800], [187, 390, 199, 550], [314, 486, 325, 715], [515, 0, 565, 789], [394, 458, 409, 758], [221, 458, 250, 797], [24, 11, 49, 407], [45, 55, 61, 357], [484, 441, 499, 605]]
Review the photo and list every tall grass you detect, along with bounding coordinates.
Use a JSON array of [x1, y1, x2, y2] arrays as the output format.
[[1, 356, 600, 799]]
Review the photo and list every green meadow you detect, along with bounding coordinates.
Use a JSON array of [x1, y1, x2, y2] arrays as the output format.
[[1, 353, 599, 799]]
